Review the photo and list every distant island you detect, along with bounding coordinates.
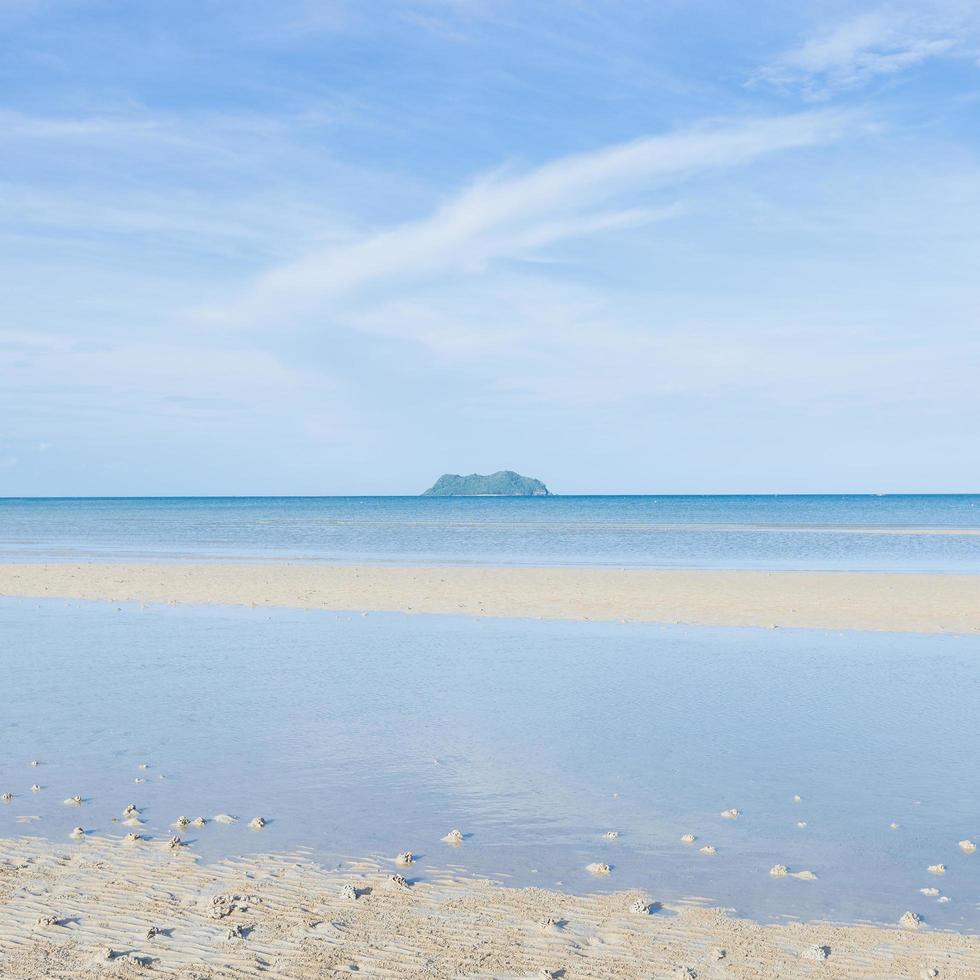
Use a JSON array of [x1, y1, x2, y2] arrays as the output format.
[[422, 470, 550, 496]]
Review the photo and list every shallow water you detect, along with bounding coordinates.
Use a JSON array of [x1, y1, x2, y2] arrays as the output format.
[[2, 494, 980, 570], [2, 597, 978, 930]]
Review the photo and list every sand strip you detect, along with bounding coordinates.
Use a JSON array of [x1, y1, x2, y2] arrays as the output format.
[[1, 835, 976, 978], [1, 562, 979, 633]]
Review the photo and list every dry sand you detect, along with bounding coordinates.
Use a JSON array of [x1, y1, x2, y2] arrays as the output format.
[[1, 562, 979, 633], [1, 835, 977, 979]]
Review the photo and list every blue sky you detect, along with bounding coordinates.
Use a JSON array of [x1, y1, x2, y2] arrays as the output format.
[[2, 0, 978, 494]]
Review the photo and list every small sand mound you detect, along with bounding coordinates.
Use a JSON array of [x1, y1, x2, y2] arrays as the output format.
[[768, 865, 817, 881], [539, 916, 562, 932], [920, 887, 940, 897], [720, 808, 740, 819], [442, 829, 464, 845], [214, 813, 237, 824], [800, 945, 829, 960], [191, 816, 207, 827], [340, 883, 357, 901], [900, 910, 922, 929], [958, 839, 976, 853], [209, 894, 252, 920], [586, 862, 611, 875], [699, 845, 716, 855], [680, 834, 696, 844], [796, 821, 808, 828], [927, 864, 946, 875]]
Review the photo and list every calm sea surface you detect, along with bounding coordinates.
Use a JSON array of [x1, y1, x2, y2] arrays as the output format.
[[2, 599, 978, 930], [1, 495, 979, 570]]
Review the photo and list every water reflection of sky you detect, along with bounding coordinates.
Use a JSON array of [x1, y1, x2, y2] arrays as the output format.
[[2, 597, 978, 930]]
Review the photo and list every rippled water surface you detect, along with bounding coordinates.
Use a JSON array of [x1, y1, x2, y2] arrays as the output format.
[[2, 598, 978, 930], [1, 495, 980, 570]]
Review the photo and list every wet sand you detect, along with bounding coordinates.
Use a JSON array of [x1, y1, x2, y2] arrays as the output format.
[[1, 835, 977, 979], [1, 561, 979, 633]]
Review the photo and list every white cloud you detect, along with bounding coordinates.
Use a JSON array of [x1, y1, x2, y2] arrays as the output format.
[[198, 110, 856, 329], [755, 3, 980, 95]]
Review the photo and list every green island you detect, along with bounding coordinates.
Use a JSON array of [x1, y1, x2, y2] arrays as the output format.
[[422, 470, 550, 496]]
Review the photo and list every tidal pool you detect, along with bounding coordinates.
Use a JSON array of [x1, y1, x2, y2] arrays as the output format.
[[1, 597, 977, 931]]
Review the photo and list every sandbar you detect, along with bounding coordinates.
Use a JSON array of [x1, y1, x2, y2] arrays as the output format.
[[1, 562, 978, 633]]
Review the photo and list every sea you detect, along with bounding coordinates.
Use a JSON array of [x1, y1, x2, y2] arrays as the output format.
[[1, 495, 978, 930], [1, 494, 979, 570]]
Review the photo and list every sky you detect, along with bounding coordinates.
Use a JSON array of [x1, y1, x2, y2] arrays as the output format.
[[1, 0, 979, 495]]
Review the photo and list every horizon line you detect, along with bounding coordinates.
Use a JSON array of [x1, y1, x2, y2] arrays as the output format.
[[2, 492, 979, 500]]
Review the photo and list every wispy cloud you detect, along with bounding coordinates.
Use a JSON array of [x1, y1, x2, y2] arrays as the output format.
[[0, 105, 391, 291], [199, 110, 856, 329], [755, 3, 980, 96]]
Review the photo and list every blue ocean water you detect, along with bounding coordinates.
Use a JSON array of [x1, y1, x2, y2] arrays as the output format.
[[2, 598, 978, 930], [1, 495, 979, 571]]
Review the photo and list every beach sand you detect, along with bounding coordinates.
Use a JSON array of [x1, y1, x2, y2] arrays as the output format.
[[1, 561, 979, 633], [1, 834, 977, 979]]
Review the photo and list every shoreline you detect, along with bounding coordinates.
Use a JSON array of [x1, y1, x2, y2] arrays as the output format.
[[1, 561, 979, 633], [1, 835, 976, 978]]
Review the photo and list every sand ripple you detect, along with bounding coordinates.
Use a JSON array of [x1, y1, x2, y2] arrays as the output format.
[[0, 836, 977, 978]]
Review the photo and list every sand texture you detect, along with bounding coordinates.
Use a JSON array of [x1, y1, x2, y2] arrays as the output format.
[[1, 562, 979, 633], [1, 835, 978, 979]]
